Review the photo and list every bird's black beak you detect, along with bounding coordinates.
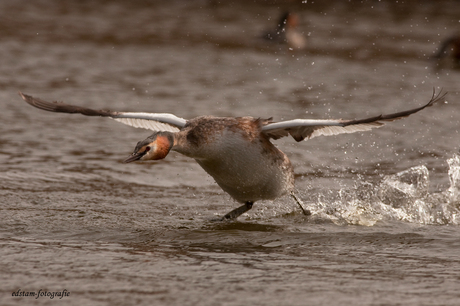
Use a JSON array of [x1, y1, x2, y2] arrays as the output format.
[[124, 152, 144, 163]]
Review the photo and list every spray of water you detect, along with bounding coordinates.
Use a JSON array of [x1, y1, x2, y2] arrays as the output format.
[[307, 154, 460, 226]]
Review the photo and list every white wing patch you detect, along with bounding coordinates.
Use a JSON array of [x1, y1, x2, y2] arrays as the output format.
[[111, 112, 186, 132], [262, 119, 384, 141], [112, 118, 181, 132], [308, 122, 383, 139]]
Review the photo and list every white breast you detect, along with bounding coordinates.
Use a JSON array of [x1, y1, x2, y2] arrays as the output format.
[[185, 130, 294, 203], [286, 30, 307, 49]]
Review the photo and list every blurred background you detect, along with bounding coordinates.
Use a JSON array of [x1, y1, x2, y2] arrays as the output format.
[[1, 1, 460, 305]]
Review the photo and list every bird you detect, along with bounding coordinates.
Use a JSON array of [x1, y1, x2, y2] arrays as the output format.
[[262, 11, 307, 50], [433, 35, 460, 61], [432, 35, 460, 68], [19, 90, 446, 220]]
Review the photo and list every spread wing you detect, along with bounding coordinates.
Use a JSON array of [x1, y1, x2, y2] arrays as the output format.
[[262, 90, 446, 142], [19, 92, 187, 132]]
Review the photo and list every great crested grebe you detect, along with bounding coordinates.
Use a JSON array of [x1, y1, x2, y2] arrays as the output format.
[[19, 90, 445, 220], [262, 11, 307, 50], [433, 35, 460, 68]]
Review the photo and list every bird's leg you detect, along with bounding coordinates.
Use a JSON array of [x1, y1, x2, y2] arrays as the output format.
[[291, 192, 311, 216], [222, 201, 254, 220]]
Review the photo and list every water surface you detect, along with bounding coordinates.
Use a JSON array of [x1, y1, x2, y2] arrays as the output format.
[[1, 1, 460, 305]]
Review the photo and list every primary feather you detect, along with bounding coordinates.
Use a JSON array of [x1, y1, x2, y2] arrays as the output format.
[[262, 89, 446, 141], [18, 92, 186, 132]]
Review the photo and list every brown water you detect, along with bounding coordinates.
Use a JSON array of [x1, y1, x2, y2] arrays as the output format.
[[1, 1, 460, 305]]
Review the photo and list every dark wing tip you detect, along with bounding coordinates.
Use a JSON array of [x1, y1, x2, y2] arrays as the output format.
[[341, 89, 446, 127], [18, 91, 117, 117], [427, 87, 447, 107], [18, 91, 34, 105], [19, 91, 63, 112]]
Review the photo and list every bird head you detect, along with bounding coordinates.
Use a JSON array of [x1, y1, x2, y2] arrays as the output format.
[[124, 132, 174, 163]]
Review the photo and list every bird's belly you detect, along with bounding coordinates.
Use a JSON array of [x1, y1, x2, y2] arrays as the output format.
[[193, 142, 294, 203], [197, 158, 291, 202]]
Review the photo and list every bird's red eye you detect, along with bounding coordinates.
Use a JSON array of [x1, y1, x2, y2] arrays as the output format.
[[145, 146, 151, 152]]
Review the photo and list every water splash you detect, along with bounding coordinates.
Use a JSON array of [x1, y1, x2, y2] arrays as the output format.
[[308, 154, 460, 226], [447, 154, 460, 202]]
